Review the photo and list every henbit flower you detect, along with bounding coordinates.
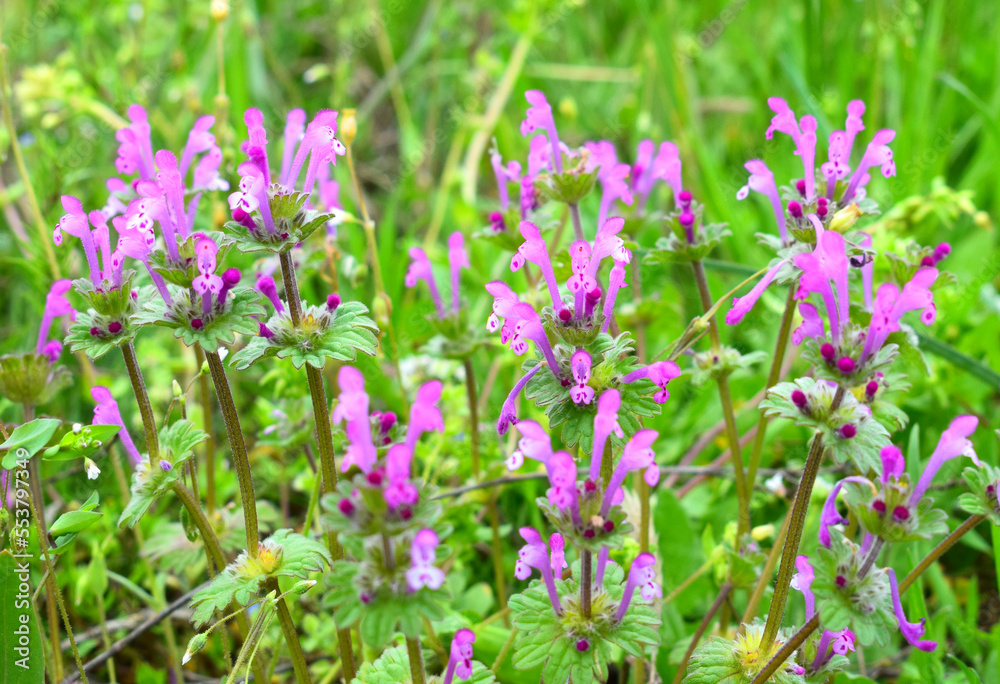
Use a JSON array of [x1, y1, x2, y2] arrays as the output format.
[[620, 360, 682, 404], [886, 568, 937, 652], [279, 109, 307, 185], [546, 451, 582, 525], [569, 350, 594, 405], [152, 150, 193, 250], [614, 553, 659, 622], [217, 268, 241, 306], [442, 629, 476, 684], [550, 533, 568, 576], [115, 105, 156, 180], [384, 444, 419, 510], [725, 259, 790, 325], [790, 555, 816, 618], [793, 231, 850, 344], [880, 445, 906, 484], [178, 115, 217, 178], [405, 247, 445, 317], [55, 196, 102, 286], [813, 628, 856, 670], [590, 389, 625, 480], [405, 381, 444, 453], [764, 98, 818, 200], [843, 129, 896, 204], [91, 386, 142, 466], [650, 141, 684, 206], [515, 527, 562, 613], [509, 302, 561, 376], [506, 419, 554, 472], [818, 477, 870, 547], [910, 415, 980, 504], [192, 236, 225, 316], [333, 367, 378, 473], [111, 212, 173, 305], [601, 429, 658, 516], [587, 217, 630, 280], [497, 364, 545, 438], [255, 275, 286, 315], [567, 240, 597, 320], [36, 280, 74, 361], [485, 280, 521, 335], [447, 232, 469, 315], [406, 529, 445, 591], [511, 221, 562, 309], [631, 139, 656, 201], [736, 160, 788, 242], [792, 302, 826, 345], [586, 141, 634, 227], [285, 110, 346, 195], [860, 268, 938, 363], [520, 91, 563, 173], [490, 148, 522, 212]]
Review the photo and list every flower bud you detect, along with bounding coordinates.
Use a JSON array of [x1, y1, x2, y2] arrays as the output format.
[[173, 379, 183, 398], [210, 0, 229, 22], [840, 424, 857, 439], [183, 633, 209, 665], [340, 109, 358, 148], [829, 203, 862, 233], [84, 457, 101, 480], [820, 343, 836, 361], [372, 292, 392, 329], [108, 321, 123, 334], [837, 356, 856, 374]]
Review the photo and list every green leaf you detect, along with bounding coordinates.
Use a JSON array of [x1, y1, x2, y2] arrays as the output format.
[[131, 286, 265, 353], [49, 509, 103, 536], [1, 419, 61, 467], [0, 550, 44, 684], [43, 424, 121, 461], [946, 655, 983, 684]]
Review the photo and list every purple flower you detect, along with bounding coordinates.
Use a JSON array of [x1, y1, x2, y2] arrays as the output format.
[[818, 477, 870, 547], [793, 231, 850, 344], [792, 303, 826, 345], [442, 629, 476, 684], [843, 129, 896, 203], [405, 381, 444, 452], [406, 529, 444, 591], [550, 533, 568, 576], [520, 91, 563, 174], [37, 280, 74, 361], [511, 221, 562, 309], [546, 451, 581, 525], [514, 527, 562, 613], [179, 115, 217, 177], [614, 553, 659, 622], [92, 386, 142, 466], [586, 141, 633, 227], [485, 280, 520, 336], [405, 247, 445, 318], [506, 420, 554, 471], [650, 141, 684, 206], [255, 275, 286, 315], [55, 196, 102, 286], [620, 360, 681, 404], [587, 217, 630, 280], [447, 232, 469, 315], [384, 444, 419, 510], [813, 627, 856, 670], [115, 105, 156, 180], [590, 390, 625, 480], [599, 259, 629, 334], [860, 268, 938, 363], [764, 98, 818, 200], [496, 364, 545, 437], [490, 149, 521, 212], [333, 367, 378, 473], [880, 445, 906, 484], [736, 160, 787, 243], [508, 302, 561, 376], [725, 258, 790, 325], [910, 415, 980, 504], [193, 236, 224, 316], [790, 555, 816, 618], [569, 350, 594, 405], [280, 109, 307, 185], [602, 429, 658, 516], [886, 568, 937, 652]]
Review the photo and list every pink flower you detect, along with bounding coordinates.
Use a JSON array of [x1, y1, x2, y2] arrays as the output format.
[[405, 381, 444, 452], [514, 527, 562, 612], [442, 629, 476, 684], [614, 553, 658, 622], [736, 160, 787, 242], [887, 568, 937, 652], [861, 268, 938, 362], [910, 415, 980, 504], [725, 258, 790, 325], [620, 361, 681, 404], [36, 280, 74, 360], [590, 390, 625, 480], [520, 91, 563, 173], [511, 221, 562, 309], [793, 231, 850, 344], [406, 247, 445, 318], [790, 555, 816, 618], [792, 302, 826, 345], [602, 429, 658, 516], [406, 529, 444, 591], [569, 351, 594, 405], [333, 367, 377, 473], [92, 386, 142, 466], [115, 105, 156, 180], [844, 129, 896, 203], [507, 420, 554, 471]]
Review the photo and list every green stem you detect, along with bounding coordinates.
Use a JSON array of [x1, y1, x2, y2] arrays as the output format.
[[203, 348, 259, 555], [568, 202, 585, 241], [740, 508, 791, 625], [267, 578, 313, 684], [121, 342, 160, 467], [672, 582, 732, 684], [759, 387, 845, 652], [901, 514, 985, 592], [194, 345, 218, 516], [745, 285, 798, 490], [749, 614, 820, 684], [406, 635, 427, 684], [278, 251, 358, 681], [600, 441, 613, 491], [581, 550, 592, 619], [690, 260, 749, 536]]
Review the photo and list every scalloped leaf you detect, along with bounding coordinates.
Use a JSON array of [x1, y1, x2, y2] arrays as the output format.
[[132, 286, 265, 352]]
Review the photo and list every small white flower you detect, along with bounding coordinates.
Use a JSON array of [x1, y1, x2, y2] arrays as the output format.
[[84, 458, 101, 480]]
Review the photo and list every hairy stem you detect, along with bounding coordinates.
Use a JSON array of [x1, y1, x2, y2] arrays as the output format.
[[760, 387, 845, 652], [745, 285, 798, 490], [267, 578, 313, 684], [749, 614, 820, 684], [203, 348, 259, 555], [406, 635, 427, 684], [121, 342, 160, 467], [581, 550, 592, 619], [194, 345, 218, 515], [741, 509, 792, 625], [901, 515, 985, 592], [690, 260, 750, 537], [568, 202, 585, 241]]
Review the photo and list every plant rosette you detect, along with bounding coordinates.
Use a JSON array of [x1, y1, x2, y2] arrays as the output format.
[[219, 186, 335, 254], [810, 531, 896, 648], [323, 532, 451, 647], [132, 285, 264, 352], [689, 347, 768, 386], [843, 477, 948, 544], [66, 276, 159, 359], [118, 419, 208, 528], [0, 352, 71, 406], [189, 529, 331, 627], [523, 333, 661, 451], [683, 620, 805, 684], [321, 477, 443, 542], [760, 377, 891, 472], [959, 464, 1000, 525], [534, 164, 599, 205], [509, 561, 659, 684], [352, 644, 496, 684], [644, 202, 731, 264], [800, 320, 900, 388], [230, 299, 378, 370]]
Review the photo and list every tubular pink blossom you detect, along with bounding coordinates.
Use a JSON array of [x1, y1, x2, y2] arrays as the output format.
[[37, 280, 74, 357], [506, 419, 554, 471], [496, 364, 544, 438], [736, 160, 787, 242], [791, 302, 826, 345], [587, 217, 630, 279], [515, 527, 562, 613], [405, 381, 444, 452], [614, 553, 658, 622], [92, 386, 142, 466], [442, 629, 476, 684], [333, 367, 378, 473], [280, 109, 307, 185], [115, 105, 156, 180], [620, 361, 681, 404], [179, 115, 217, 177], [910, 415, 980, 504], [600, 260, 629, 333], [447, 232, 469, 315], [406, 247, 445, 317], [843, 129, 896, 203], [56, 196, 102, 285], [725, 259, 788, 325], [651, 141, 683, 206], [406, 529, 444, 591], [512, 221, 562, 308], [601, 430, 658, 516], [256, 276, 285, 315], [790, 555, 816, 618], [546, 451, 581, 526], [887, 568, 937, 652], [520, 91, 563, 173], [591, 390, 625, 480]]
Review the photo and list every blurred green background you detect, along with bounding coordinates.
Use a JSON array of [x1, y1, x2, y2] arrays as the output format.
[[2, 0, 999, 682]]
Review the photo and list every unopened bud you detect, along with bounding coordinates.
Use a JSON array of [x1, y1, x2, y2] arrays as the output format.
[[341, 109, 357, 148], [829, 203, 862, 233], [183, 633, 209, 665], [372, 292, 392, 328], [290, 580, 318, 596], [210, 0, 229, 21], [751, 524, 775, 542], [172, 379, 183, 398]]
